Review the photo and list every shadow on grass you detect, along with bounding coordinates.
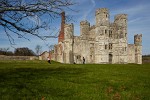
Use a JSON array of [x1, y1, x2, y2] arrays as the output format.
[[0, 67, 85, 99]]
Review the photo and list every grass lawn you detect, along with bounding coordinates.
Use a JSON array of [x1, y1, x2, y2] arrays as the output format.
[[0, 60, 150, 100]]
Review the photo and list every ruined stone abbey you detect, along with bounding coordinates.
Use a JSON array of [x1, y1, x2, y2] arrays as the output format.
[[51, 8, 142, 64]]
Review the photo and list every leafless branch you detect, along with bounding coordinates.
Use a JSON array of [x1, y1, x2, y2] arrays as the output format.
[[0, 0, 76, 44]]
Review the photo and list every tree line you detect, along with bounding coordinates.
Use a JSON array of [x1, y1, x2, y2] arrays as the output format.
[[0, 47, 36, 56]]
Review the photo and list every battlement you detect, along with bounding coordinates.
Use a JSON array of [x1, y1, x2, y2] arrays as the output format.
[[134, 34, 142, 38], [64, 23, 74, 28], [134, 34, 142, 45], [96, 8, 109, 15], [80, 20, 90, 26], [90, 25, 95, 30], [115, 14, 127, 20], [110, 23, 114, 27]]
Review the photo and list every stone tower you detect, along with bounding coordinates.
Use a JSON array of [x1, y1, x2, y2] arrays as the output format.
[[114, 14, 128, 63], [95, 8, 110, 63], [95, 8, 109, 26], [64, 23, 74, 63], [80, 20, 90, 39], [80, 20, 90, 62], [134, 34, 142, 64]]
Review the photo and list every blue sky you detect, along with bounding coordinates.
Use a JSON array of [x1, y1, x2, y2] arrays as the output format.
[[0, 0, 150, 55]]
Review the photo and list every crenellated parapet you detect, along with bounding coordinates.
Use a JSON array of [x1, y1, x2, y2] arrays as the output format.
[[95, 8, 109, 26], [80, 20, 90, 26], [90, 25, 96, 30], [114, 14, 127, 28], [115, 14, 127, 20], [95, 8, 109, 15], [134, 34, 142, 46]]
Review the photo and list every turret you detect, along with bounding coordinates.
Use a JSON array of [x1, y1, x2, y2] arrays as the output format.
[[80, 20, 90, 38], [134, 34, 142, 64], [134, 34, 142, 46], [95, 8, 109, 26], [114, 14, 127, 28]]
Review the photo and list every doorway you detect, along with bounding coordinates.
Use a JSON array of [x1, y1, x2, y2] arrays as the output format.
[[109, 54, 113, 64]]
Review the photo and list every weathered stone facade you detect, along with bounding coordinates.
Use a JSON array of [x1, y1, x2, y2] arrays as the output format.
[[52, 8, 142, 64]]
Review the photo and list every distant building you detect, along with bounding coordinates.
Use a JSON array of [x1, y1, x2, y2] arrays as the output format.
[[51, 8, 142, 64], [39, 51, 49, 60]]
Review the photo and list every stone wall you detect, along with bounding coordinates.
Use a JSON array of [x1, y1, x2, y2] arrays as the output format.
[[127, 44, 135, 63], [0, 55, 38, 60]]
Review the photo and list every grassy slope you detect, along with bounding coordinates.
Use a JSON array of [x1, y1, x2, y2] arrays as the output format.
[[0, 61, 149, 100]]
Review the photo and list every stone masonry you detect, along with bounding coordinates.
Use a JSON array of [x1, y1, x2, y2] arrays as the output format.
[[52, 8, 142, 64]]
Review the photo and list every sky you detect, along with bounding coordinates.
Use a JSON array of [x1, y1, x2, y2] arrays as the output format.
[[0, 0, 150, 55]]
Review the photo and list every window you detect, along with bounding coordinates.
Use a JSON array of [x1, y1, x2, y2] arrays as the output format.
[[105, 45, 107, 49], [120, 32, 124, 38], [125, 19, 126, 23], [125, 47, 127, 51], [109, 43, 113, 50], [105, 30, 107, 34], [109, 30, 112, 37]]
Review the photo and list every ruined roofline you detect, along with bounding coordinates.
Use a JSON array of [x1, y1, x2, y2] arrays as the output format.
[[134, 34, 142, 44], [80, 20, 90, 25], [114, 14, 127, 20], [90, 25, 95, 30], [134, 34, 142, 37], [64, 23, 74, 28], [95, 8, 109, 15]]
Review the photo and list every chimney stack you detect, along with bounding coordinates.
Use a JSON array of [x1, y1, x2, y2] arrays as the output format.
[[58, 12, 65, 42]]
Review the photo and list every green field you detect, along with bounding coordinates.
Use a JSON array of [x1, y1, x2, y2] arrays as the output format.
[[0, 60, 150, 100]]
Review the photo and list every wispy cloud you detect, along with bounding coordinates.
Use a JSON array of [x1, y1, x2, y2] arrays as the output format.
[[128, 18, 141, 24], [82, 0, 96, 20]]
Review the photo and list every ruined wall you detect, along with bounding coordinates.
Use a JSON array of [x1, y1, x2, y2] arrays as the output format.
[[127, 44, 135, 63], [53, 8, 142, 64], [53, 42, 65, 63], [64, 23, 74, 63], [73, 36, 82, 63], [39, 51, 49, 60]]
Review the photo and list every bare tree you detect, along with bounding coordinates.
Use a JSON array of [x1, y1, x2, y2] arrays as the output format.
[[14, 47, 35, 56], [35, 44, 42, 55], [0, 47, 14, 55], [0, 0, 75, 44]]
